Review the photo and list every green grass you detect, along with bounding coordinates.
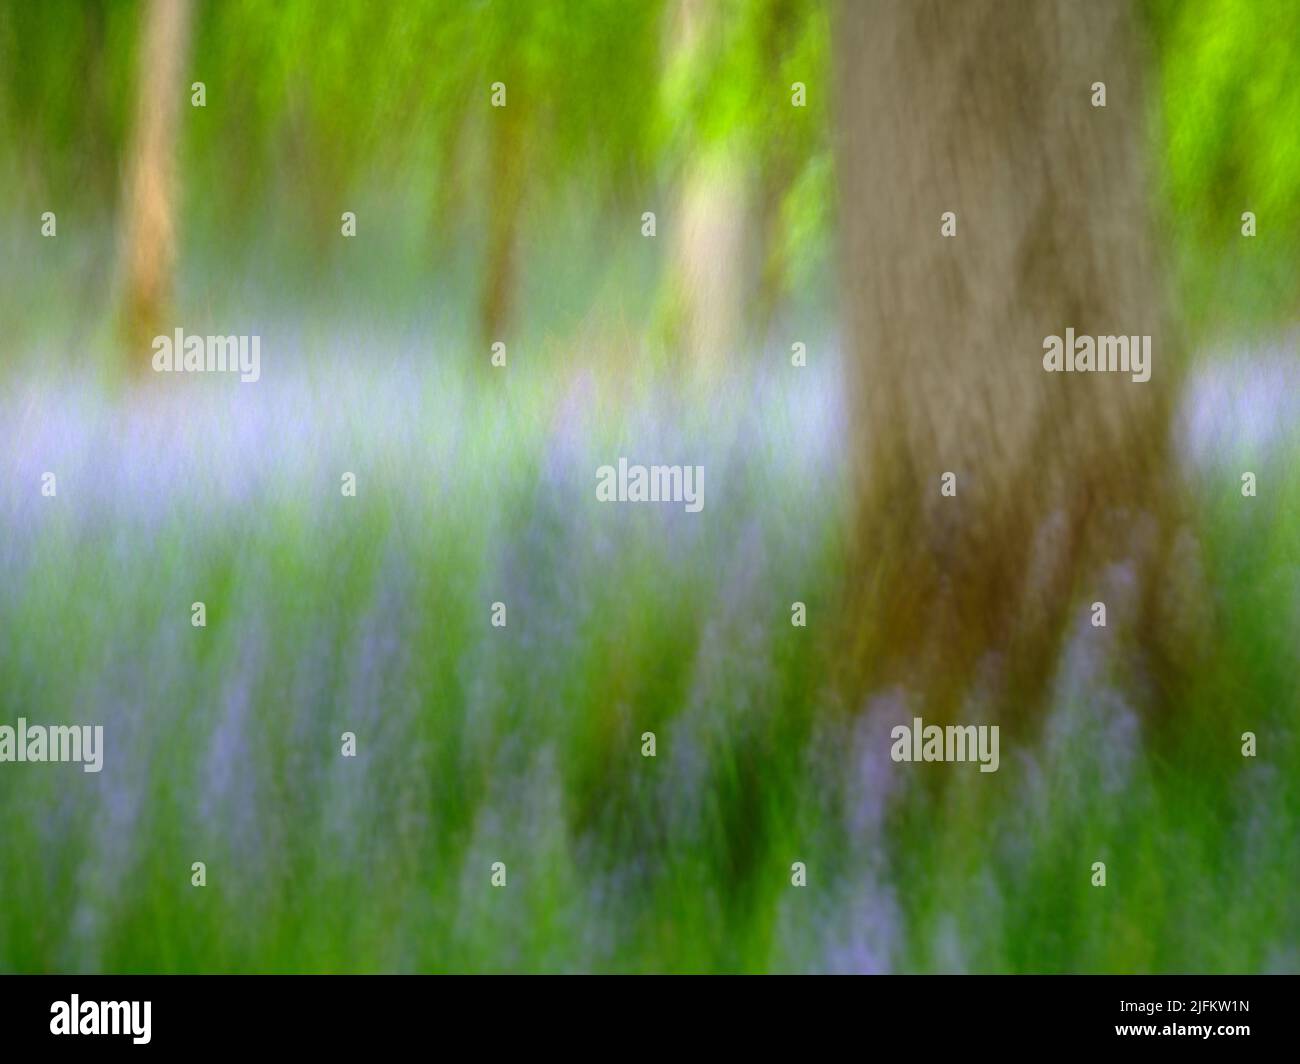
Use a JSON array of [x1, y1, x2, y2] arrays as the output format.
[[1, 329, 1295, 971]]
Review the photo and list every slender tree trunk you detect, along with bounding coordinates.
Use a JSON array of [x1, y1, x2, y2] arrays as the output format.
[[672, 146, 749, 375], [118, 0, 192, 367], [751, 0, 800, 338], [479, 93, 526, 349], [834, 0, 1190, 729], [662, 0, 750, 382]]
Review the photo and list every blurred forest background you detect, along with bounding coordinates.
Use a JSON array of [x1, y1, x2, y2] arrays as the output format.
[[3, 0, 1293, 366], [1, 0, 834, 373], [0, 0, 1297, 973]]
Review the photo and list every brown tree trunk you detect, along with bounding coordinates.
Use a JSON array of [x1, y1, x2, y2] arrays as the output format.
[[833, 0, 1189, 729], [479, 93, 526, 349], [118, 0, 192, 367]]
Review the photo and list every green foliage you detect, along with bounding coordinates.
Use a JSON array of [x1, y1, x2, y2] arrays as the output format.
[[6, 0, 1294, 334], [1147, 0, 1300, 331], [1, 368, 1294, 971]]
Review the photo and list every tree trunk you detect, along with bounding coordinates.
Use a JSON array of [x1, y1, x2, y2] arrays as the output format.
[[750, 0, 801, 339], [118, 0, 192, 367], [672, 146, 749, 377], [661, 0, 750, 383], [479, 92, 526, 350], [833, 0, 1189, 729]]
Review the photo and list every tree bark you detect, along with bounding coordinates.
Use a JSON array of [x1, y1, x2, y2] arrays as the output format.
[[833, 0, 1188, 728], [118, 0, 192, 367]]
